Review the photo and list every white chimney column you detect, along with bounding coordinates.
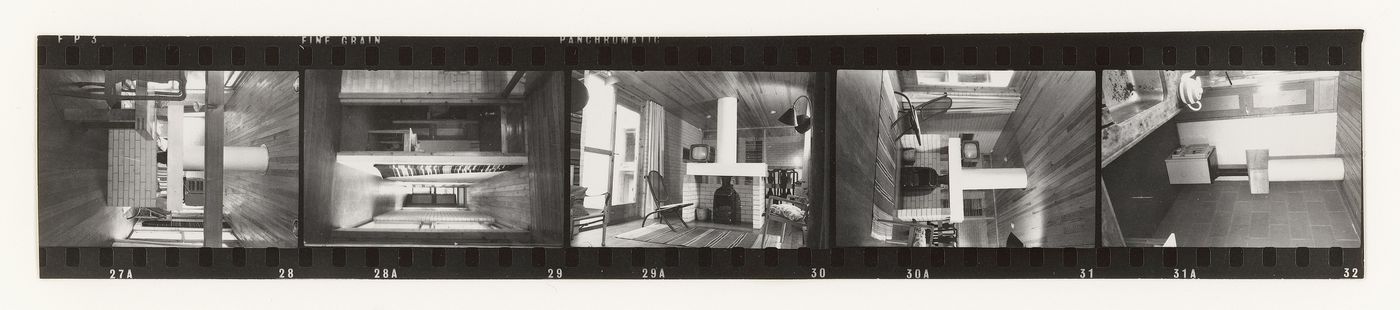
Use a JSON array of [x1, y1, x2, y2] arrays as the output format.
[[715, 97, 738, 164], [685, 96, 767, 177]]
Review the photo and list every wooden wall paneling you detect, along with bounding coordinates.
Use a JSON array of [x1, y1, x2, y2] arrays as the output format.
[[38, 70, 133, 246], [525, 71, 569, 245], [832, 70, 900, 246], [989, 71, 1097, 248], [221, 71, 300, 247], [461, 170, 533, 230], [805, 72, 833, 248], [1335, 71, 1362, 232], [203, 71, 226, 247], [301, 70, 344, 244]]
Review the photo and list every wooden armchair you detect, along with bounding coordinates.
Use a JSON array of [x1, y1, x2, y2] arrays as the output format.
[[876, 218, 958, 247], [760, 195, 809, 249], [570, 188, 610, 245]]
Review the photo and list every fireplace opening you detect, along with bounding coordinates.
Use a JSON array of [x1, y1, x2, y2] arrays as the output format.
[[710, 176, 742, 224]]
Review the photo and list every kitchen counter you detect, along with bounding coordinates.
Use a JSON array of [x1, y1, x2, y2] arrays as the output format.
[[1101, 70, 1183, 167]]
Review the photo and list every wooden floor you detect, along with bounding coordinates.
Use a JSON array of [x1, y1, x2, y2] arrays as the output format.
[[37, 70, 132, 246]]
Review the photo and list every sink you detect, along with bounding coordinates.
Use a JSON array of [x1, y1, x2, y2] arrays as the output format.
[[1102, 70, 1168, 125]]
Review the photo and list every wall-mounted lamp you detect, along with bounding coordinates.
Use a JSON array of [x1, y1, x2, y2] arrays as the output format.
[[778, 95, 813, 134]]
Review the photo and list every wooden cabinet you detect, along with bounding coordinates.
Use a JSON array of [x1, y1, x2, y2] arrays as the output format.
[[1164, 146, 1218, 185]]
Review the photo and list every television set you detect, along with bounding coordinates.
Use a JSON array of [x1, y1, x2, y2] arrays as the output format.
[[684, 144, 713, 162]]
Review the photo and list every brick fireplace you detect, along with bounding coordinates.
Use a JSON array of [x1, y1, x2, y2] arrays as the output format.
[[682, 96, 768, 230], [682, 175, 766, 230]]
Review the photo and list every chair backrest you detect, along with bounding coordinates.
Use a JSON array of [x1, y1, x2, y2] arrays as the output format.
[[645, 170, 667, 204]]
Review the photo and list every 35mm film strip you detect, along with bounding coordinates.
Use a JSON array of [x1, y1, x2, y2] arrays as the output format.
[[35, 31, 1363, 279]]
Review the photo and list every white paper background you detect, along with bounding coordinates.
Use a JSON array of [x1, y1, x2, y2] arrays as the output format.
[[3, 0, 1396, 308]]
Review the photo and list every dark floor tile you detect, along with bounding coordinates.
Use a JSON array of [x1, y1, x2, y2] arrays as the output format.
[[1209, 221, 1229, 237], [1197, 190, 1217, 201], [1301, 192, 1325, 203], [1306, 202, 1329, 217], [1224, 232, 1250, 247], [1268, 224, 1291, 245], [1251, 200, 1274, 212], [1245, 238, 1269, 247], [1324, 193, 1346, 212], [1233, 201, 1253, 213], [1328, 212, 1354, 230], [1216, 191, 1237, 204], [1289, 223, 1311, 240], [1291, 239, 1315, 248], [1287, 198, 1309, 211], [1248, 212, 1270, 238], [1205, 236, 1224, 247], [1287, 211, 1311, 226], [1214, 207, 1233, 222], [1334, 229, 1360, 242], [1311, 225, 1336, 246]]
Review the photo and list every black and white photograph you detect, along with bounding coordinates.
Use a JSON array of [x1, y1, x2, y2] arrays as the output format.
[[569, 71, 827, 248], [832, 70, 1097, 248], [301, 70, 569, 247], [1101, 70, 1363, 248], [37, 70, 301, 248]]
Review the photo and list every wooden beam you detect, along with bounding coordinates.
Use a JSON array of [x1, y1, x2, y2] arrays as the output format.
[[204, 71, 226, 248], [500, 71, 527, 98]]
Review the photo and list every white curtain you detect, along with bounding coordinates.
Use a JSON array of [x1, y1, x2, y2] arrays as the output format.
[[637, 101, 666, 217]]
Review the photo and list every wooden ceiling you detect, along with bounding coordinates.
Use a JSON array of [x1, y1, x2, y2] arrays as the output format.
[[339, 70, 539, 105], [611, 71, 818, 130]]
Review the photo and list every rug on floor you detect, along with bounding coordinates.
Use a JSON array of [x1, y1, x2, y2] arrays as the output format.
[[613, 224, 765, 248]]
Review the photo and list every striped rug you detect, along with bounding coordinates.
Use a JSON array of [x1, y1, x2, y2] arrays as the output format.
[[614, 224, 763, 248]]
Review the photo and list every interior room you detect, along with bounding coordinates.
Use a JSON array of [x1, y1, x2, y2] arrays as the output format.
[[37, 70, 300, 248], [1101, 70, 1363, 248], [833, 70, 1097, 248], [570, 71, 828, 249], [302, 70, 568, 247]]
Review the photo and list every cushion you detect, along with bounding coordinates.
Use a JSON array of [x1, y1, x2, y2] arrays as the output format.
[[570, 186, 590, 218], [766, 203, 805, 222]]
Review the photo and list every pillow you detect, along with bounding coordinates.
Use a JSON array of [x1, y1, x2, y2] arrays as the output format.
[[766, 203, 805, 222], [570, 186, 590, 218]]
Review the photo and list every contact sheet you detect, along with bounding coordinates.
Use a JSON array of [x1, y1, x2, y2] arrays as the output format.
[[34, 30, 1364, 279]]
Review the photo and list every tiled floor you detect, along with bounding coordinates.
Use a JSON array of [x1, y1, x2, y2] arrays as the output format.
[[1153, 181, 1360, 248]]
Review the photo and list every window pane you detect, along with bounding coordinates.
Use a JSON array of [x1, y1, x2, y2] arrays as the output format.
[[956, 72, 990, 83], [580, 74, 616, 149]]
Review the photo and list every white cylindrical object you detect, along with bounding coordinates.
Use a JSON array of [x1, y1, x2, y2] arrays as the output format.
[[183, 146, 270, 172], [715, 97, 738, 164], [1268, 157, 1344, 181], [961, 168, 1029, 190]]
